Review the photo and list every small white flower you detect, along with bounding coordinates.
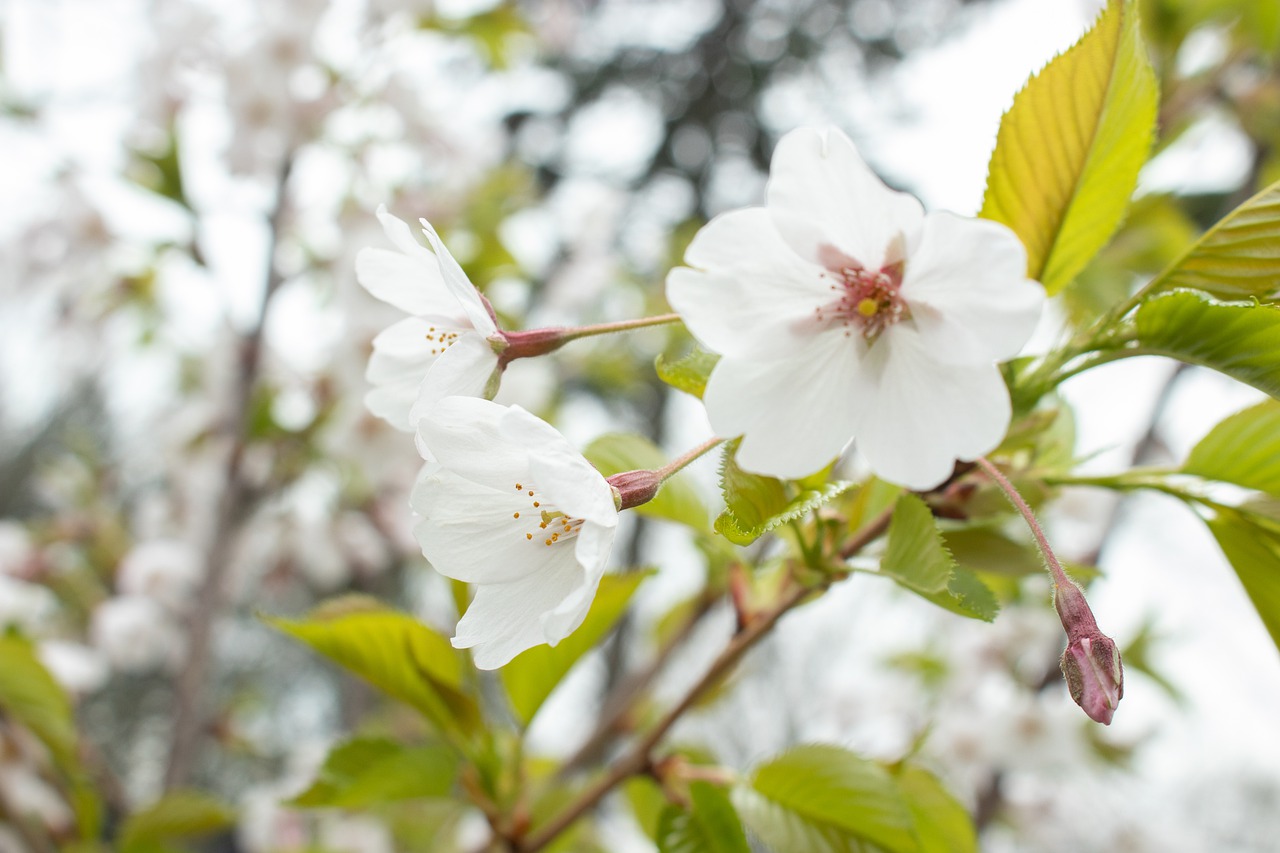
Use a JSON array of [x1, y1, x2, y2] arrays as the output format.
[[116, 538, 203, 612], [411, 397, 619, 669], [356, 206, 502, 430], [90, 596, 186, 674], [667, 126, 1044, 489]]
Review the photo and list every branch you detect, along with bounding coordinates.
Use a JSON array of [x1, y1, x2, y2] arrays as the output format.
[[163, 155, 294, 789], [517, 504, 896, 853]]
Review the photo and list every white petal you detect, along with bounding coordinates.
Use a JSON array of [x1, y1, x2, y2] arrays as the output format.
[[767, 127, 924, 270], [903, 212, 1045, 363], [409, 333, 502, 426], [451, 557, 590, 669], [703, 332, 868, 479], [666, 208, 831, 358], [415, 397, 530, 489], [502, 407, 618, 527], [411, 466, 572, 585], [852, 327, 1012, 490], [355, 247, 465, 318], [419, 218, 498, 336]]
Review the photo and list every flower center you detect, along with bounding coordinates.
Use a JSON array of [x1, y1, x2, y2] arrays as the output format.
[[512, 482, 585, 547], [425, 325, 461, 356], [814, 258, 908, 341]]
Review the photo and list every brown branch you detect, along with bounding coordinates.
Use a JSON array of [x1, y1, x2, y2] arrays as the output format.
[[163, 155, 294, 789], [516, 504, 895, 853]]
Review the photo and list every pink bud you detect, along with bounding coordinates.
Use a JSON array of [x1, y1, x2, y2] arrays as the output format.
[[498, 327, 570, 365], [1054, 581, 1123, 725], [606, 469, 662, 511]]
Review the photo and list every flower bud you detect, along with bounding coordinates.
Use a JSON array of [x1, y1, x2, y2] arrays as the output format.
[[498, 327, 570, 365], [606, 469, 662, 511], [1053, 580, 1123, 725]]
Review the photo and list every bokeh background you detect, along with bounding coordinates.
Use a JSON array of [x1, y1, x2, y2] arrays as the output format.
[[2, 0, 1280, 850]]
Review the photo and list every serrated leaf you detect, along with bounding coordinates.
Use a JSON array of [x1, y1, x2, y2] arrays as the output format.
[[268, 605, 480, 735], [1183, 400, 1280, 495], [747, 745, 917, 853], [881, 497, 999, 621], [657, 782, 751, 853], [894, 765, 976, 853], [584, 433, 708, 530], [501, 571, 651, 724], [733, 787, 863, 853], [943, 527, 1044, 577], [118, 791, 235, 852], [1134, 290, 1280, 400], [1206, 509, 1280, 654], [0, 636, 78, 768], [716, 442, 854, 546], [980, 0, 1158, 294], [656, 345, 720, 400], [292, 737, 458, 808], [1147, 178, 1280, 301]]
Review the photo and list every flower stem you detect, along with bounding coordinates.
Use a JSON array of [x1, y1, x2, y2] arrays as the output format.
[[975, 457, 1070, 591], [656, 437, 723, 482], [557, 313, 683, 342]]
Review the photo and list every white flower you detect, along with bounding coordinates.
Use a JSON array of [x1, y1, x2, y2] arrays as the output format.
[[667, 126, 1044, 490], [116, 538, 203, 612], [411, 397, 619, 669], [90, 596, 186, 674], [356, 206, 502, 430]]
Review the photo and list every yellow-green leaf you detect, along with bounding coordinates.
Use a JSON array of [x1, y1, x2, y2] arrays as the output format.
[[0, 636, 78, 768], [1148, 179, 1280, 301], [1206, 509, 1280, 654], [980, 0, 1158, 294], [118, 791, 235, 853], [1183, 400, 1280, 495], [268, 604, 480, 736], [584, 433, 708, 530]]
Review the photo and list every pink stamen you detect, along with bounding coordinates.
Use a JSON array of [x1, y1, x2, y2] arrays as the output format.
[[814, 254, 908, 340]]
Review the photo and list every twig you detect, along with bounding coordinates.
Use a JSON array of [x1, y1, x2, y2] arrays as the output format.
[[517, 505, 895, 852], [163, 155, 295, 789]]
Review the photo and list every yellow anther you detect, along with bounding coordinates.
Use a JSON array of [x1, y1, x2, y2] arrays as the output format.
[[526, 533, 533, 540], [513, 512, 520, 519], [857, 298, 879, 317]]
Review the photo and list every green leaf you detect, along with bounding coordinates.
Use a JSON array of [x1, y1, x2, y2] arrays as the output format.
[[980, 0, 1158, 294], [716, 442, 854, 546], [118, 791, 235, 853], [1183, 400, 1280, 495], [268, 601, 480, 735], [584, 433, 708, 530], [943, 527, 1044, 577], [1134, 290, 1280, 400], [733, 787, 863, 853], [657, 782, 751, 853], [501, 571, 651, 724], [745, 745, 918, 853], [880, 496, 1000, 622], [1206, 509, 1280, 653], [0, 636, 78, 768], [1148, 179, 1280, 301], [894, 765, 976, 853], [291, 737, 458, 808], [655, 344, 719, 400]]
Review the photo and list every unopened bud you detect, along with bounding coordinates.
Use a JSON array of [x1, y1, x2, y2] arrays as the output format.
[[1053, 581, 1123, 725], [607, 469, 662, 511]]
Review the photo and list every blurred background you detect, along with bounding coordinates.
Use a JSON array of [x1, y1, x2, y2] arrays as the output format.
[[2, 0, 1280, 850]]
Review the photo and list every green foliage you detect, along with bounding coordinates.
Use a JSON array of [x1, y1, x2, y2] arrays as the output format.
[[943, 527, 1044, 578], [117, 791, 235, 853], [1183, 399, 1280, 494], [268, 600, 480, 737], [1134, 290, 1280, 400], [1146, 179, 1280, 301], [501, 571, 652, 725], [583, 433, 708, 530], [0, 635, 78, 768], [655, 344, 720, 400], [980, 0, 1158, 294], [291, 737, 458, 808], [735, 746, 974, 853], [1206, 509, 1280, 653], [894, 765, 978, 853], [657, 782, 751, 853], [716, 442, 854, 546], [880, 496, 1000, 621]]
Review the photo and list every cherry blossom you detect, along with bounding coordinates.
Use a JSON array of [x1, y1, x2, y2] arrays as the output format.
[[667, 126, 1044, 489], [411, 397, 618, 669], [356, 206, 502, 430]]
